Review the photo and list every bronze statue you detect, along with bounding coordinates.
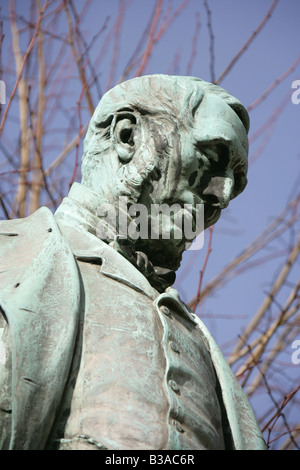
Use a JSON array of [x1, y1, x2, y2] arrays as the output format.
[[0, 75, 266, 450]]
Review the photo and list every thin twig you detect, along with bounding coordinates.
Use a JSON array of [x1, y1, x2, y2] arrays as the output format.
[[26, 89, 57, 211], [153, 0, 189, 42], [246, 318, 300, 396], [29, 0, 46, 214], [0, 16, 4, 118], [280, 428, 300, 450], [248, 92, 291, 147], [0, 194, 10, 220], [186, 12, 201, 76], [69, 77, 86, 188], [262, 385, 300, 446], [192, 225, 214, 312], [10, 0, 31, 218], [215, 0, 279, 85], [247, 54, 300, 112], [117, 3, 157, 83], [118, 0, 189, 83], [135, 0, 163, 77], [0, 0, 49, 137], [44, 122, 88, 177], [238, 293, 300, 389], [106, 0, 125, 91], [203, 0, 215, 83], [188, 194, 300, 309], [230, 234, 300, 366], [64, 0, 94, 115]]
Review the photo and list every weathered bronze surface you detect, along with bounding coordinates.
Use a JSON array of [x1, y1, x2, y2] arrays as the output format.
[[0, 75, 266, 450]]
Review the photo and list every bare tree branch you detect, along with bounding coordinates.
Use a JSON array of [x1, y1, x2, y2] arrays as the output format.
[[215, 0, 279, 85]]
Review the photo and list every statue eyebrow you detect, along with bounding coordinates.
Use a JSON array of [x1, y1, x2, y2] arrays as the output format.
[[196, 137, 247, 173], [196, 137, 231, 150]]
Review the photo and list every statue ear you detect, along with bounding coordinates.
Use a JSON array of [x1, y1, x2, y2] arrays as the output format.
[[111, 113, 137, 163]]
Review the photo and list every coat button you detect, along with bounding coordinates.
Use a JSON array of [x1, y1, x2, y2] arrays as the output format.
[[173, 420, 184, 433], [169, 341, 180, 354], [168, 379, 180, 393], [160, 306, 171, 317]]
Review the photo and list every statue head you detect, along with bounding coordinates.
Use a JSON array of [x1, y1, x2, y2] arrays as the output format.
[[80, 75, 249, 271]]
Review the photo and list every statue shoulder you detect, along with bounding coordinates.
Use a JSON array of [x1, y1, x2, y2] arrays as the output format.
[[0, 207, 76, 299], [0, 206, 55, 235], [0, 207, 81, 450]]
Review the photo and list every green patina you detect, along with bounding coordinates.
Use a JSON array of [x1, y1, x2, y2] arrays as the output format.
[[0, 75, 266, 450]]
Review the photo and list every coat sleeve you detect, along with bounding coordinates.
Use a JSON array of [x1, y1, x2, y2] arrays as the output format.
[[0, 208, 81, 450]]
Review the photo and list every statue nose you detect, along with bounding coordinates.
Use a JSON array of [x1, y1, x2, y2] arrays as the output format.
[[202, 175, 234, 209]]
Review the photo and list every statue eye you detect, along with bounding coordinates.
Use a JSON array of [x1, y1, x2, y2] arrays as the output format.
[[197, 141, 230, 171], [204, 146, 219, 162], [209, 143, 229, 166]]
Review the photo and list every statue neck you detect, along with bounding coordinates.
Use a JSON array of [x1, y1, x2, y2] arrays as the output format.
[[54, 182, 176, 293], [54, 182, 109, 237]]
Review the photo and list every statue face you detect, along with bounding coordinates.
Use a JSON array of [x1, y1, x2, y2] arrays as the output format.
[[132, 92, 248, 269], [178, 91, 248, 227]]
